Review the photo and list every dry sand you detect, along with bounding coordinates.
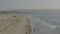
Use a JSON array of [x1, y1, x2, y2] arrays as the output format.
[[0, 13, 31, 34]]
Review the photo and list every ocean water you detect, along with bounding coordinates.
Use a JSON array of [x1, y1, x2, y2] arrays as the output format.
[[27, 11, 60, 34], [31, 14, 60, 25], [27, 15, 60, 34]]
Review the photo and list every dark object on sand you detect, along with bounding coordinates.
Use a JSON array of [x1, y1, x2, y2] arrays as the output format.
[[2, 19, 5, 21], [13, 15, 16, 17]]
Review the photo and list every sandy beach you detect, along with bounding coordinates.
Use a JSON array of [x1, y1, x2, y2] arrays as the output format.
[[0, 13, 31, 34]]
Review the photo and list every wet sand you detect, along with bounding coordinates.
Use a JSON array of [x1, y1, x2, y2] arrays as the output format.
[[0, 13, 31, 34]]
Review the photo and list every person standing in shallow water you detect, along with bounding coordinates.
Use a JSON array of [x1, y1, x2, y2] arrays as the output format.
[[33, 27, 39, 32], [33, 22, 40, 32], [33, 27, 35, 32]]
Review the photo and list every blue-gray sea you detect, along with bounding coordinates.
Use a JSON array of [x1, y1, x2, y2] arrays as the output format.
[[27, 10, 60, 34]]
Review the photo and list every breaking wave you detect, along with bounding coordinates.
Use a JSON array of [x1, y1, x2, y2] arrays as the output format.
[[27, 15, 59, 34]]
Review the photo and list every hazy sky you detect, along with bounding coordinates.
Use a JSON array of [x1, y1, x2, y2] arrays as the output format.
[[0, 0, 60, 10]]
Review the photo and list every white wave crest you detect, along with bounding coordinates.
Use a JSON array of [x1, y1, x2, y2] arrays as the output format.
[[27, 15, 56, 30]]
